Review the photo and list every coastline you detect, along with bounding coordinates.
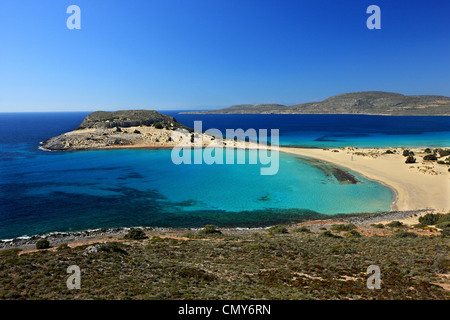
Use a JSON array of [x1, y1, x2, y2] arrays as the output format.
[[0, 209, 430, 251], [279, 146, 450, 212], [5, 141, 449, 249]]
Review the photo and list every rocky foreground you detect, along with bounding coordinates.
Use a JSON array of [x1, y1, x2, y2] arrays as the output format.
[[0, 211, 449, 300]]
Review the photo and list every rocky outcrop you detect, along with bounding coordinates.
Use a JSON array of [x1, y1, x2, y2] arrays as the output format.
[[75, 110, 188, 130], [40, 110, 193, 151]]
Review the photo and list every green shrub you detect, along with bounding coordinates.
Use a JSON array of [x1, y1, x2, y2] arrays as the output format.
[[98, 242, 128, 254], [386, 221, 403, 228], [371, 223, 385, 229], [424, 148, 432, 153], [198, 225, 222, 236], [418, 213, 440, 226], [384, 150, 395, 154], [346, 230, 362, 237], [124, 228, 146, 240], [403, 149, 414, 157], [437, 149, 450, 157], [394, 231, 418, 238], [36, 239, 50, 250], [436, 214, 450, 229], [267, 225, 288, 235], [437, 213, 450, 223], [319, 231, 341, 238], [437, 161, 446, 164], [154, 122, 163, 129], [293, 226, 311, 233], [331, 224, 356, 232], [423, 154, 437, 161], [182, 232, 196, 239], [405, 155, 416, 163], [319, 227, 327, 230], [115, 126, 122, 132], [134, 129, 141, 134]]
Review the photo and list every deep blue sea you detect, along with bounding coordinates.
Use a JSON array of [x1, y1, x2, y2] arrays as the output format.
[[1, 112, 449, 239]]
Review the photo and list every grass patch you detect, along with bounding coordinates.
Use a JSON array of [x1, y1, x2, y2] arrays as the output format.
[[386, 221, 403, 228], [267, 225, 288, 235], [331, 224, 356, 232]]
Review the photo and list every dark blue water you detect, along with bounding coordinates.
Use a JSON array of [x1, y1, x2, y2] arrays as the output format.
[[167, 112, 450, 148], [0, 112, 448, 239]]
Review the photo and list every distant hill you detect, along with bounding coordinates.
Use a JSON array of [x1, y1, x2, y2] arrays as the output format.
[[181, 91, 450, 115]]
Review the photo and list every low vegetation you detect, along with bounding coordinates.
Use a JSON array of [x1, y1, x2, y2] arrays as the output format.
[[1, 222, 448, 300], [267, 225, 288, 235], [386, 221, 404, 228], [423, 154, 438, 161], [293, 226, 311, 233], [416, 213, 450, 231], [35, 239, 50, 250], [419, 213, 440, 226], [124, 228, 146, 240], [403, 149, 414, 157], [437, 149, 450, 157], [405, 155, 416, 164], [197, 225, 222, 237], [331, 224, 356, 232]]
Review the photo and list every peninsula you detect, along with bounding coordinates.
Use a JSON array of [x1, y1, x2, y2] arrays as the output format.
[[181, 91, 450, 115], [41, 110, 195, 151]]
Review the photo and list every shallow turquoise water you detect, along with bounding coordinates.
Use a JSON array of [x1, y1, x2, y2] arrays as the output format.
[[0, 147, 393, 239], [2, 112, 449, 239]]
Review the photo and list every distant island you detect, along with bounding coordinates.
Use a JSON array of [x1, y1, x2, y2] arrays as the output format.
[[181, 91, 450, 115]]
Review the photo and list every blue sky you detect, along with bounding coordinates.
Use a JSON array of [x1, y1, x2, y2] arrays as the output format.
[[0, 0, 449, 112]]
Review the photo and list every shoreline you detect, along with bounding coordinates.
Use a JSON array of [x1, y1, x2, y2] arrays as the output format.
[[280, 146, 450, 212], [0, 209, 429, 251], [4, 145, 448, 250]]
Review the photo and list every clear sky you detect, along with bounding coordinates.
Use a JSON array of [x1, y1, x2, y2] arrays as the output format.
[[0, 0, 449, 112]]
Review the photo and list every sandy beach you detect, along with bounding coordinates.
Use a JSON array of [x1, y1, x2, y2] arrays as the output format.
[[280, 146, 450, 212]]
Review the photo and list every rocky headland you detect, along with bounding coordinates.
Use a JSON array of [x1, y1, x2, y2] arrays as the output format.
[[41, 110, 195, 151]]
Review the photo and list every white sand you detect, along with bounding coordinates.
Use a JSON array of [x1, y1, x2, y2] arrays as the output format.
[[279, 147, 450, 212]]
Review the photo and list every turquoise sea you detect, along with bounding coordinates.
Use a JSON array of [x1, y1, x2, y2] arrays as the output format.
[[1, 112, 449, 239]]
